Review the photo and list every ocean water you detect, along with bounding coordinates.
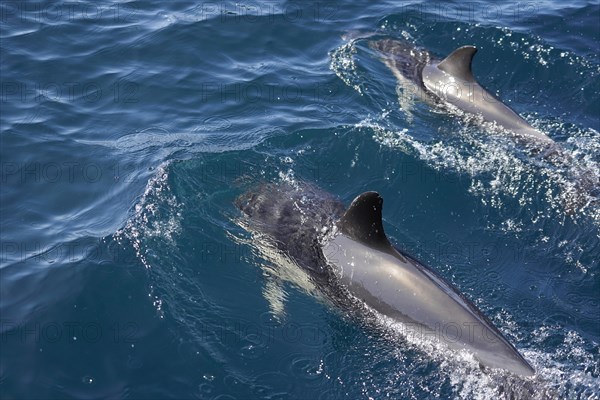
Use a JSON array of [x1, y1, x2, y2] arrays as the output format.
[[1, 0, 599, 399]]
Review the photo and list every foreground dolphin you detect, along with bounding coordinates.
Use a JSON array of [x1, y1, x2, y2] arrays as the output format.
[[371, 39, 555, 148], [236, 182, 535, 376]]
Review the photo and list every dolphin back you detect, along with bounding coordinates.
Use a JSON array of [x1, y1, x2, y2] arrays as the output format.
[[236, 184, 535, 376], [325, 191, 535, 376], [421, 45, 553, 144]]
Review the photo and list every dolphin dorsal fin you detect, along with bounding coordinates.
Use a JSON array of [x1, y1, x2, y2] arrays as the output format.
[[338, 192, 392, 250], [437, 45, 478, 82]]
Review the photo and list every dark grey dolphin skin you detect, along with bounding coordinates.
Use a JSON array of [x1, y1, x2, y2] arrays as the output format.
[[371, 39, 555, 148], [236, 182, 535, 376]]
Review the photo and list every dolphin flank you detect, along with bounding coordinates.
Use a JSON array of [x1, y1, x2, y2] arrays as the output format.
[[236, 182, 535, 376]]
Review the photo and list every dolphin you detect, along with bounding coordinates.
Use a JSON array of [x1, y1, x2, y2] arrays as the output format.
[[371, 39, 555, 149], [235, 182, 535, 376], [370, 39, 600, 212]]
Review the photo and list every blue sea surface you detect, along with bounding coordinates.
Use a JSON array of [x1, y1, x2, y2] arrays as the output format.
[[1, 1, 599, 398]]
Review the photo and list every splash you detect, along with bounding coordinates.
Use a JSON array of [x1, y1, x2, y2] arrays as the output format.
[[329, 38, 364, 96], [114, 162, 182, 265], [113, 162, 182, 317]]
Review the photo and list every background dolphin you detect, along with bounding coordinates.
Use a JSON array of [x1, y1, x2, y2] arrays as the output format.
[[371, 39, 556, 150], [236, 182, 535, 376], [370, 39, 599, 210]]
